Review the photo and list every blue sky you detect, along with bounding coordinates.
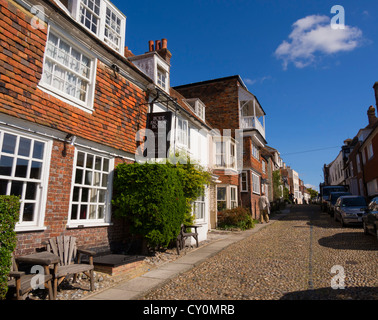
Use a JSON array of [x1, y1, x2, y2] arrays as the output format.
[[114, 0, 378, 191]]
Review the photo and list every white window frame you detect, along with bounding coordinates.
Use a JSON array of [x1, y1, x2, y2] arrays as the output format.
[[262, 160, 266, 173], [0, 126, 52, 232], [241, 171, 248, 192], [176, 118, 189, 148], [252, 142, 259, 160], [193, 193, 206, 222], [67, 148, 114, 228], [230, 186, 238, 209], [214, 137, 237, 169], [216, 186, 227, 212], [39, 26, 97, 113], [157, 67, 167, 91], [252, 172, 260, 195], [63, 0, 127, 54]]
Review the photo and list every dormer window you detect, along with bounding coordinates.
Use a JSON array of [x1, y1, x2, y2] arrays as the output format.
[[56, 0, 126, 55], [184, 99, 206, 121], [157, 67, 167, 90]]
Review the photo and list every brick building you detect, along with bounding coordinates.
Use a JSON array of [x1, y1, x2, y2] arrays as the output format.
[[175, 76, 268, 220], [0, 0, 156, 255], [343, 84, 378, 200]]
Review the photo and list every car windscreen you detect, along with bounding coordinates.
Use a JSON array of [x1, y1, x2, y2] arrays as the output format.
[[342, 198, 367, 207], [323, 187, 347, 196], [330, 193, 351, 204]]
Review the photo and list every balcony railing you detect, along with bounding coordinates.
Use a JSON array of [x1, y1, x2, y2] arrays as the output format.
[[241, 116, 265, 139]]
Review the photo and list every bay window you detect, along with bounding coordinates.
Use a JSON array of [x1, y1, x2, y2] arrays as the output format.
[[217, 185, 238, 212], [193, 194, 205, 221], [0, 128, 51, 231]]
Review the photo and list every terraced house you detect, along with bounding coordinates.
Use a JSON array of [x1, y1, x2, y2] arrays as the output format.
[[0, 0, 158, 255], [175, 76, 269, 220]]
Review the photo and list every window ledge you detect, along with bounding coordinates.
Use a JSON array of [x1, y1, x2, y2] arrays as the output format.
[[15, 226, 47, 233], [66, 222, 113, 229]]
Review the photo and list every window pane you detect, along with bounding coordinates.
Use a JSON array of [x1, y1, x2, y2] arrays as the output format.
[[0, 156, 14, 176], [33, 141, 45, 160], [98, 205, 104, 219], [15, 158, 28, 178], [81, 188, 89, 202], [77, 152, 85, 167], [98, 189, 106, 203], [217, 187, 226, 201], [102, 174, 108, 187], [11, 181, 23, 197], [103, 159, 109, 172], [0, 179, 8, 194], [71, 204, 78, 220], [94, 172, 101, 186], [85, 171, 92, 185], [80, 205, 87, 219], [18, 138, 32, 157], [23, 203, 35, 222], [89, 205, 96, 219], [72, 187, 80, 202], [25, 183, 37, 200], [75, 169, 84, 184], [90, 188, 97, 203], [86, 154, 94, 169], [30, 161, 43, 179], [95, 156, 102, 170], [2, 134, 17, 154]]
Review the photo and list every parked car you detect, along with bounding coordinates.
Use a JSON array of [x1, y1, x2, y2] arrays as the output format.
[[334, 196, 368, 227], [327, 192, 352, 216], [362, 196, 378, 240], [320, 185, 349, 212]]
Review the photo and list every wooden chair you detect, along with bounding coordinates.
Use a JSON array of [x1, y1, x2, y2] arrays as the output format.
[[176, 224, 200, 255], [43, 236, 96, 299], [7, 254, 55, 300]]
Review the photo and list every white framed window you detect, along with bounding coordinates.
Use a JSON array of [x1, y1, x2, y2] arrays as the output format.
[[0, 127, 51, 231], [217, 186, 227, 212], [58, 0, 126, 54], [40, 29, 96, 111], [252, 142, 259, 160], [241, 171, 248, 192], [230, 186, 238, 209], [252, 173, 260, 195], [229, 142, 236, 169], [262, 160, 266, 173], [157, 67, 167, 90], [68, 149, 113, 226], [193, 194, 205, 221], [194, 101, 205, 121], [177, 118, 188, 147], [215, 141, 226, 167], [367, 142, 374, 160]]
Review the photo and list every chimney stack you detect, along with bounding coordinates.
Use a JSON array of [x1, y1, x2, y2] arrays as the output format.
[[367, 106, 377, 126], [374, 82, 378, 108], [147, 39, 172, 64]]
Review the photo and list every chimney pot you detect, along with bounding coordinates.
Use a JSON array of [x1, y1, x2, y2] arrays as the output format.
[[155, 40, 161, 51], [161, 38, 168, 49], [149, 40, 154, 52]]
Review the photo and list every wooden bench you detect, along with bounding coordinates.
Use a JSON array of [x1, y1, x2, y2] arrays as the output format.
[[176, 224, 201, 255], [43, 236, 96, 299], [7, 252, 59, 300]]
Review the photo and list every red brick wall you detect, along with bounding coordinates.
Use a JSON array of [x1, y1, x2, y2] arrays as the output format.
[[175, 78, 240, 133], [0, 0, 148, 255], [0, 0, 148, 155]]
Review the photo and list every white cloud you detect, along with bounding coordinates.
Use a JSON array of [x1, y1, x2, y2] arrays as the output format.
[[275, 15, 363, 70]]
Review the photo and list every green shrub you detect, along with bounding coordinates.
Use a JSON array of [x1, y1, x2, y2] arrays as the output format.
[[113, 163, 189, 250], [217, 207, 255, 231], [0, 196, 20, 300]]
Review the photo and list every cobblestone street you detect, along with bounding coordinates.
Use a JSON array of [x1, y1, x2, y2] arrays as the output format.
[[143, 205, 378, 300]]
